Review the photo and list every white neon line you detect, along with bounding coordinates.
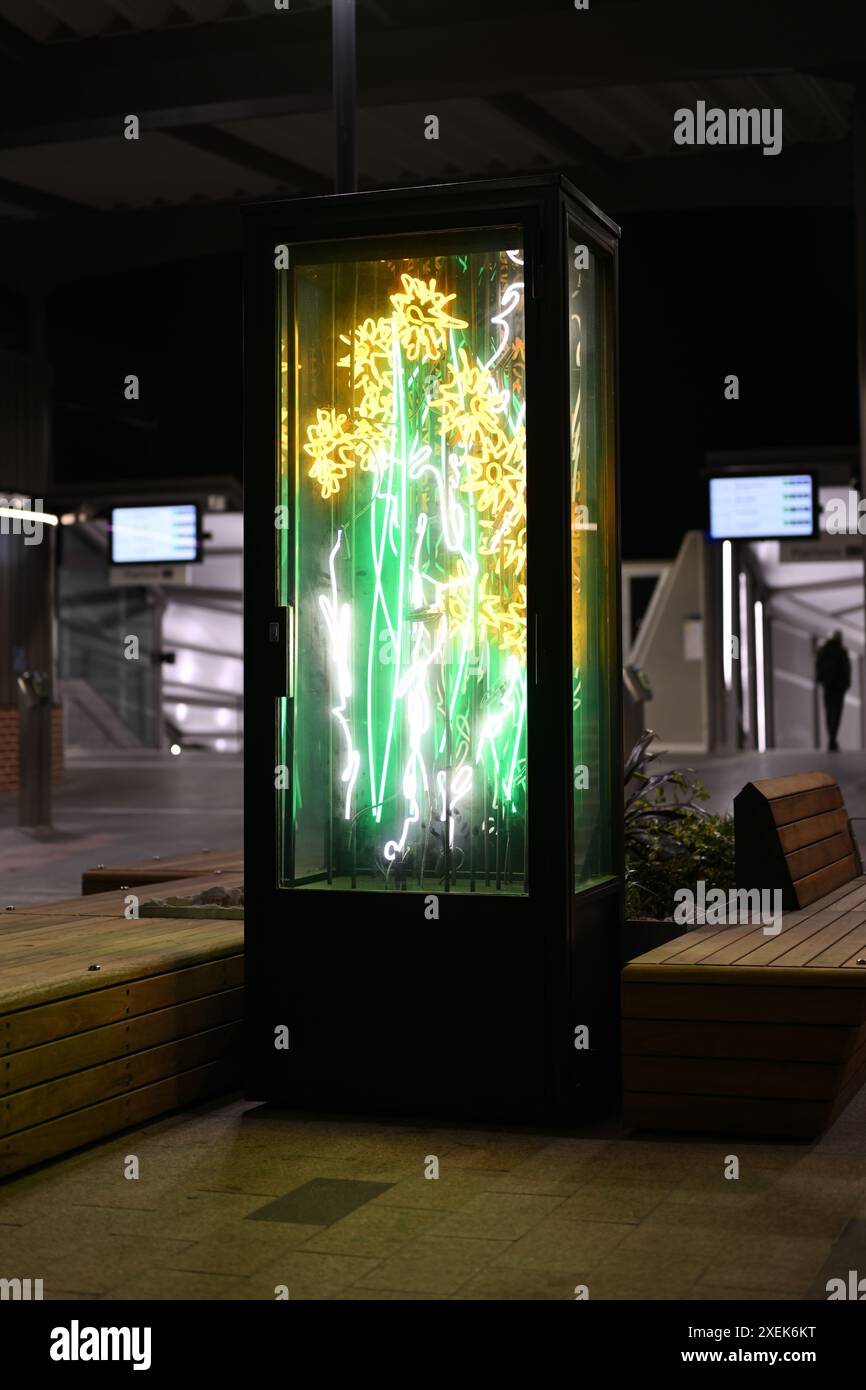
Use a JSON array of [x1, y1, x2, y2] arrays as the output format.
[[722, 540, 733, 692], [0, 506, 58, 526], [318, 530, 360, 820], [754, 599, 766, 752], [738, 570, 751, 735], [485, 281, 524, 369]]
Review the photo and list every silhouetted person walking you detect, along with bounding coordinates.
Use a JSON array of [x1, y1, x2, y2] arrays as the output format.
[[815, 629, 850, 752]]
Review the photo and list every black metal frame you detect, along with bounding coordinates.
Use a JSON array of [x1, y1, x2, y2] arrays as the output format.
[[244, 175, 622, 1122]]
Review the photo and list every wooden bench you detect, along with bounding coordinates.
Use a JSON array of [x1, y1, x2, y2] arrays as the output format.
[[734, 771, 862, 909], [622, 772, 866, 1138], [0, 872, 244, 1179], [82, 849, 243, 896]]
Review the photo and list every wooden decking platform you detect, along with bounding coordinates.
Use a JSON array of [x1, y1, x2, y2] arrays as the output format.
[[622, 878, 866, 1138], [81, 849, 243, 895], [0, 871, 244, 1179]]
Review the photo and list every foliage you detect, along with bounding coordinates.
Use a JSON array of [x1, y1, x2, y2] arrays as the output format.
[[624, 729, 735, 920]]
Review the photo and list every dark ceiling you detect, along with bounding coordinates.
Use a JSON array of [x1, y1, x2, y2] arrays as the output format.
[[0, 0, 864, 288]]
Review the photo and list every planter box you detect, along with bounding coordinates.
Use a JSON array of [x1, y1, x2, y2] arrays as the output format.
[[621, 918, 687, 965]]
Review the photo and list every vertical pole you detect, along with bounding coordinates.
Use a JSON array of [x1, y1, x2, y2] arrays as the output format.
[[855, 89, 866, 654], [332, 0, 357, 195], [18, 671, 52, 828]]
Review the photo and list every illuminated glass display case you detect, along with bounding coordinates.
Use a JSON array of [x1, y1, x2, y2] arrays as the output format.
[[245, 177, 621, 1121]]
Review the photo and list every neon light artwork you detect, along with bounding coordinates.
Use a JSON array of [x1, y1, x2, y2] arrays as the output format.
[[286, 243, 527, 891]]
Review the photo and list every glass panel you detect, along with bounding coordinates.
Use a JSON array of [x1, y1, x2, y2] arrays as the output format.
[[279, 236, 528, 892], [569, 224, 616, 886], [58, 530, 160, 746], [276, 278, 291, 883]]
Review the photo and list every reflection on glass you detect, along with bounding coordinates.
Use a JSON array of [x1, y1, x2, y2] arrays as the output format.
[[569, 228, 616, 886], [280, 239, 527, 892]]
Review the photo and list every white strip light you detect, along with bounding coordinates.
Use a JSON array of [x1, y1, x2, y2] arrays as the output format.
[[0, 505, 58, 526], [754, 599, 766, 752], [738, 571, 750, 735], [722, 540, 733, 691]]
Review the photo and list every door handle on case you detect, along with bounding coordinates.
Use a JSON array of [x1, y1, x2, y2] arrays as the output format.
[[269, 606, 294, 698]]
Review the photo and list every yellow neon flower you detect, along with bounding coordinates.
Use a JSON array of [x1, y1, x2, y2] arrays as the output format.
[[479, 499, 526, 579], [442, 559, 474, 629], [389, 274, 468, 362], [502, 520, 527, 577], [462, 455, 511, 516], [477, 575, 527, 661], [460, 424, 526, 538], [352, 415, 391, 471], [303, 408, 355, 499], [338, 315, 394, 387], [357, 373, 394, 423], [430, 347, 510, 450]]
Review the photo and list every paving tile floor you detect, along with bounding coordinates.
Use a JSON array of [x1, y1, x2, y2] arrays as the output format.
[[2, 1085, 866, 1301]]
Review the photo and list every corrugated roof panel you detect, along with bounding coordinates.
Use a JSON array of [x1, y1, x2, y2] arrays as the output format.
[[219, 105, 551, 191], [169, 0, 238, 17], [109, 0, 189, 29], [0, 0, 263, 40], [0, 132, 276, 208], [0, 0, 61, 41], [358, 100, 558, 182], [0, 197, 35, 221], [217, 114, 335, 180], [27, 0, 118, 39], [538, 74, 852, 162]]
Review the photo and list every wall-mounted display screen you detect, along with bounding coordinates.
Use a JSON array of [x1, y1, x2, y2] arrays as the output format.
[[110, 504, 200, 564], [708, 474, 816, 541]]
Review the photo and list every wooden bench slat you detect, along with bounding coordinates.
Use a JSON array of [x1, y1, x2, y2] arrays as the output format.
[[0, 864, 244, 1178], [0, 957, 244, 1054], [663, 923, 761, 966], [0, 1057, 241, 1180], [82, 850, 243, 895], [1, 1022, 242, 1137], [622, 1091, 830, 1138], [625, 1054, 842, 1101], [770, 785, 844, 827], [622, 1017, 856, 1063], [622, 980, 866, 1023], [3, 989, 243, 1092], [752, 771, 836, 800], [778, 807, 850, 853], [786, 831, 854, 882], [735, 913, 866, 968], [792, 854, 859, 907], [808, 925, 866, 969], [627, 771, 866, 1140]]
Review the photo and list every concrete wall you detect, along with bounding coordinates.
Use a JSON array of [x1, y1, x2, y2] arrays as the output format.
[[629, 530, 708, 752]]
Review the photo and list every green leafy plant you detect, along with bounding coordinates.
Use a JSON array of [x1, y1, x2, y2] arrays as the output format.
[[624, 729, 735, 921]]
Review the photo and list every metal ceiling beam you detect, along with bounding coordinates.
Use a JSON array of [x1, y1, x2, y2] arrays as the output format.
[[0, 2, 864, 151], [485, 93, 613, 175], [0, 175, 95, 218], [166, 124, 329, 192], [0, 138, 853, 292], [0, 16, 44, 65], [573, 136, 853, 213]]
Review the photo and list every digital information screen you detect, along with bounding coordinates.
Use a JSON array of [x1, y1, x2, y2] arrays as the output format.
[[708, 474, 815, 541], [110, 504, 199, 564]]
